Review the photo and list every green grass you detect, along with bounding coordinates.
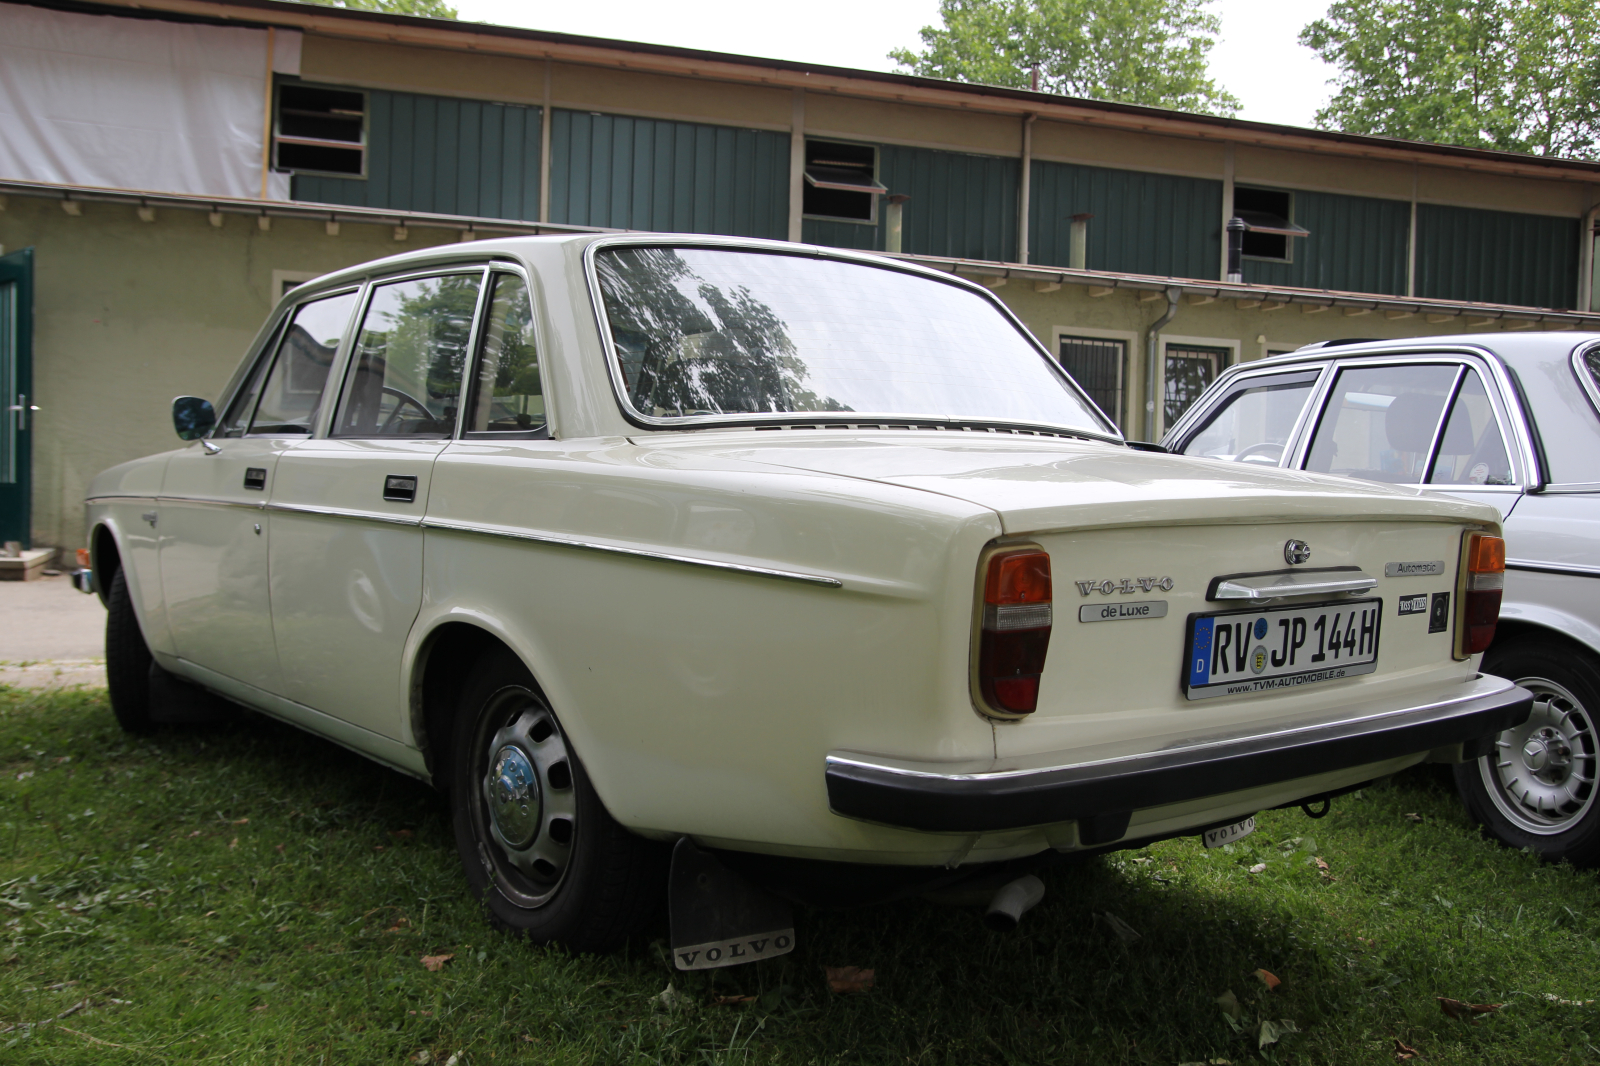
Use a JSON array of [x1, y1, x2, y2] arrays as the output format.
[[2, 685, 1599, 1065]]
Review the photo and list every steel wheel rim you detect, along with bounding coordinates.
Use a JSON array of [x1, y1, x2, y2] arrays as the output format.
[[1480, 675, 1598, 835], [472, 685, 577, 908]]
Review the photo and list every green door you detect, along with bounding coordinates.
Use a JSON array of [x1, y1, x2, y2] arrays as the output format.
[[0, 248, 33, 547]]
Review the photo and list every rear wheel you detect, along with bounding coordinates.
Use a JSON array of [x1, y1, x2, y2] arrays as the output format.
[[447, 647, 666, 953], [1455, 637, 1600, 867], [105, 568, 156, 735]]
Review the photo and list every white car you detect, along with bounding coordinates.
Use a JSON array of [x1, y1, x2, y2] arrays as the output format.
[[1163, 337, 1600, 868], [82, 235, 1529, 961]]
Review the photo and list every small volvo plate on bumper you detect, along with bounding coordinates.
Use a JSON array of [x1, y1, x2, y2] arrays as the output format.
[[1202, 816, 1256, 848]]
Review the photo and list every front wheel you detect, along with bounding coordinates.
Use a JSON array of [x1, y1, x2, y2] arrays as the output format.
[[447, 647, 666, 953], [105, 568, 156, 735], [1454, 637, 1600, 867]]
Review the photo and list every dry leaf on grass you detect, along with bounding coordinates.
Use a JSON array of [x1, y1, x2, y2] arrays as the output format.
[[232, 817, 249, 825], [186, 830, 202, 838], [652, 983, 686, 1011], [1437, 997, 1501, 1023], [1314, 857, 1330, 871], [420, 953, 454, 972], [1403, 812, 1423, 823], [391, 829, 415, 839], [1101, 912, 1142, 943], [1257, 1018, 1299, 1049], [712, 994, 757, 1006], [1255, 968, 1282, 990], [824, 966, 875, 994], [1248, 863, 1267, 874], [228, 837, 238, 849], [1394, 1037, 1420, 1060], [1542, 993, 1597, 1006], [1215, 990, 1241, 1020], [385, 918, 411, 933], [274, 844, 285, 854]]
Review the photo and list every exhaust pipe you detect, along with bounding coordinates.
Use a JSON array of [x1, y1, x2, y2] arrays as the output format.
[[982, 875, 1045, 931]]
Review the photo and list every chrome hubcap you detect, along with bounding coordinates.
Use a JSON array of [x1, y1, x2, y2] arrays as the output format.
[[488, 745, 540, 847], [478, 689, 577, 905], [1481, 676, 1597, 835]]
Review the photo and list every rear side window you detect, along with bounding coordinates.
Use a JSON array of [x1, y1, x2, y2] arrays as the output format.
[[1428, 369, 1514, 486], [464, 273, 545, 437], [240, 290, 359, 436], [333, 273, 483, 438], [1180, 370, 1319, 465], [1305, 364, 1459, 483]]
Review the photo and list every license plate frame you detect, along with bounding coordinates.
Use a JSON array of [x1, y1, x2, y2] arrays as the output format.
[[1183, 598, 1382, 700], [1202, 815, 1256, 848]]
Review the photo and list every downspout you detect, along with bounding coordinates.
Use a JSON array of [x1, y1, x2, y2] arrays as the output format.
[[1143, 286, 1181, 443], [1579, 195, 1598, 313], [1018, 113, 1035, 264]]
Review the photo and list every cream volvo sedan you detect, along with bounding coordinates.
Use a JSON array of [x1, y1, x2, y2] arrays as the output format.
[[83, 235, 1530, 960]]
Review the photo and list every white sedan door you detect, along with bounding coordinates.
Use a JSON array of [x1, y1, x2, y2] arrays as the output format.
[[159, 289, 359, 692], [267, 269, 484, 738]]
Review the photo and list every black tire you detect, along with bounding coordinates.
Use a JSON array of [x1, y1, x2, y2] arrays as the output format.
[[1455, 636, 1600, 867], [105, 567, 156, 735], [448, 646, 667, 953]]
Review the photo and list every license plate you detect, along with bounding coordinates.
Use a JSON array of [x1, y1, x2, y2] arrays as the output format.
[[1202, 816, 1256, 848], [1184, 598, 1381, 700]]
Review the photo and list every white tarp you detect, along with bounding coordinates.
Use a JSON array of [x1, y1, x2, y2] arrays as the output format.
[[0, 4, 301, 199]]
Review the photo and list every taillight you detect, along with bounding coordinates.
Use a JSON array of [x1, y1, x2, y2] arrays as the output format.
[[977, 548, 1053, 716], [1458, 532, 1505, 658]]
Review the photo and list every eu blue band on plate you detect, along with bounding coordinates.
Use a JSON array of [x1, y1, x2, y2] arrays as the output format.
[[1189, 616, 1214, 688]]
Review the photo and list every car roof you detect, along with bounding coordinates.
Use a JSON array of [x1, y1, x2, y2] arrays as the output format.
[[1230, 331, 1600, 378]]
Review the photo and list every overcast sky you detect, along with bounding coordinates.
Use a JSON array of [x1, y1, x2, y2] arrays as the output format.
[[453, 0, 1340, 129]]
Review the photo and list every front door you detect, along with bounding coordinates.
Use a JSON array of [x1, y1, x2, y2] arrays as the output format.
[[0, 249, 34, 547], [269, 269, 482, 738], [159, 287, 359, 692]]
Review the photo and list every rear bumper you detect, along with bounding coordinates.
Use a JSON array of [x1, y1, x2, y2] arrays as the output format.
[[825, 674, 1531, 834]]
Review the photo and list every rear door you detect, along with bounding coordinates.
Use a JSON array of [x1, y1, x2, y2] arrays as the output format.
[[267, 267, 486, 738]]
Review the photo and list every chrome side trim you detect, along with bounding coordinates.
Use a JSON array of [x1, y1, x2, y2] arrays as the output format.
[[421, 517, 844, 588], [1210, 569, 1377, 601], [266, 502, 422, 527], [150, 495, 267, 510], [1507, 558, 1600, 579], [84, 494, 158, 504]]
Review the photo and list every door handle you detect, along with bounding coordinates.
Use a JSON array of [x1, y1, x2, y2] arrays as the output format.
[[244, 468, 268, 491], [8, 394, 39, 431], [383, 474, 418, 503]]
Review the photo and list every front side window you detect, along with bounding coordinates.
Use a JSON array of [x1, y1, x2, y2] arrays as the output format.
[[1305, 363, 1459, 483], [465, 273, 544, 436], [239, 290, 359, 436], [1181, 370, 1320, 465], [1428, 369, 1514, 486], [594, 246, 1109, 434], [333, 273, 482, 438]]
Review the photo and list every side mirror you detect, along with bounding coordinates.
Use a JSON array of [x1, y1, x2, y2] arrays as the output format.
[[172, 396, 217, 441]]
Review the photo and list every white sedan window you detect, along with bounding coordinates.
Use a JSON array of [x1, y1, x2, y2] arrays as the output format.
[[236, 289, 359, 436], [1181, 371, 1318, 465], [1305, 364, 1459, 483], [595, 246, 1109, 433], [332, 272, 482, 438], [465, 273, 544, 436], [1427, 370, 1514, 486]]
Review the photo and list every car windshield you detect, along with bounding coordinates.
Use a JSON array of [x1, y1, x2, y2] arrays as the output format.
[[593, 246, 1111, 434]]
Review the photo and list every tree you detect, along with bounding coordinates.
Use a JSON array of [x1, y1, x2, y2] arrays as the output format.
[[299, 0, 459, 20], [889, 0, 1240, 116], [1301, 0, 1600, 159]]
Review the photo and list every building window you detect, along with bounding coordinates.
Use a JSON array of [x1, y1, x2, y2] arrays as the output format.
[[1058, 336, 1124, 428], [1234, 186, 1304, 262], [1165, 343, 1229, 428], [802, 139, 886, 224], [275, 83, 366, 177]]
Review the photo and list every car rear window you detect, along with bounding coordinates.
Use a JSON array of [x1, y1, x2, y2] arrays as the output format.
[[593, 246, 1110, 434]]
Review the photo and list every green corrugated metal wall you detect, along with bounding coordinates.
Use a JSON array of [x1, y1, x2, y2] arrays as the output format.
[[291, 89, 542, 221], [548, 111, 788, 238], [1028, 161, 1221, 279], [803, 145, 1019, 262], [1241, 190, 1410, 294], [1416, 204, 1580, 309]]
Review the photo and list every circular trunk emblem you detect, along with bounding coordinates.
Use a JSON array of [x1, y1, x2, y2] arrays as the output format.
[[1284, 539, 1312, 565]]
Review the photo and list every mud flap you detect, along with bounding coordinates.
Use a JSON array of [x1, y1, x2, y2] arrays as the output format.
[[669, 838, 795, 971]]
